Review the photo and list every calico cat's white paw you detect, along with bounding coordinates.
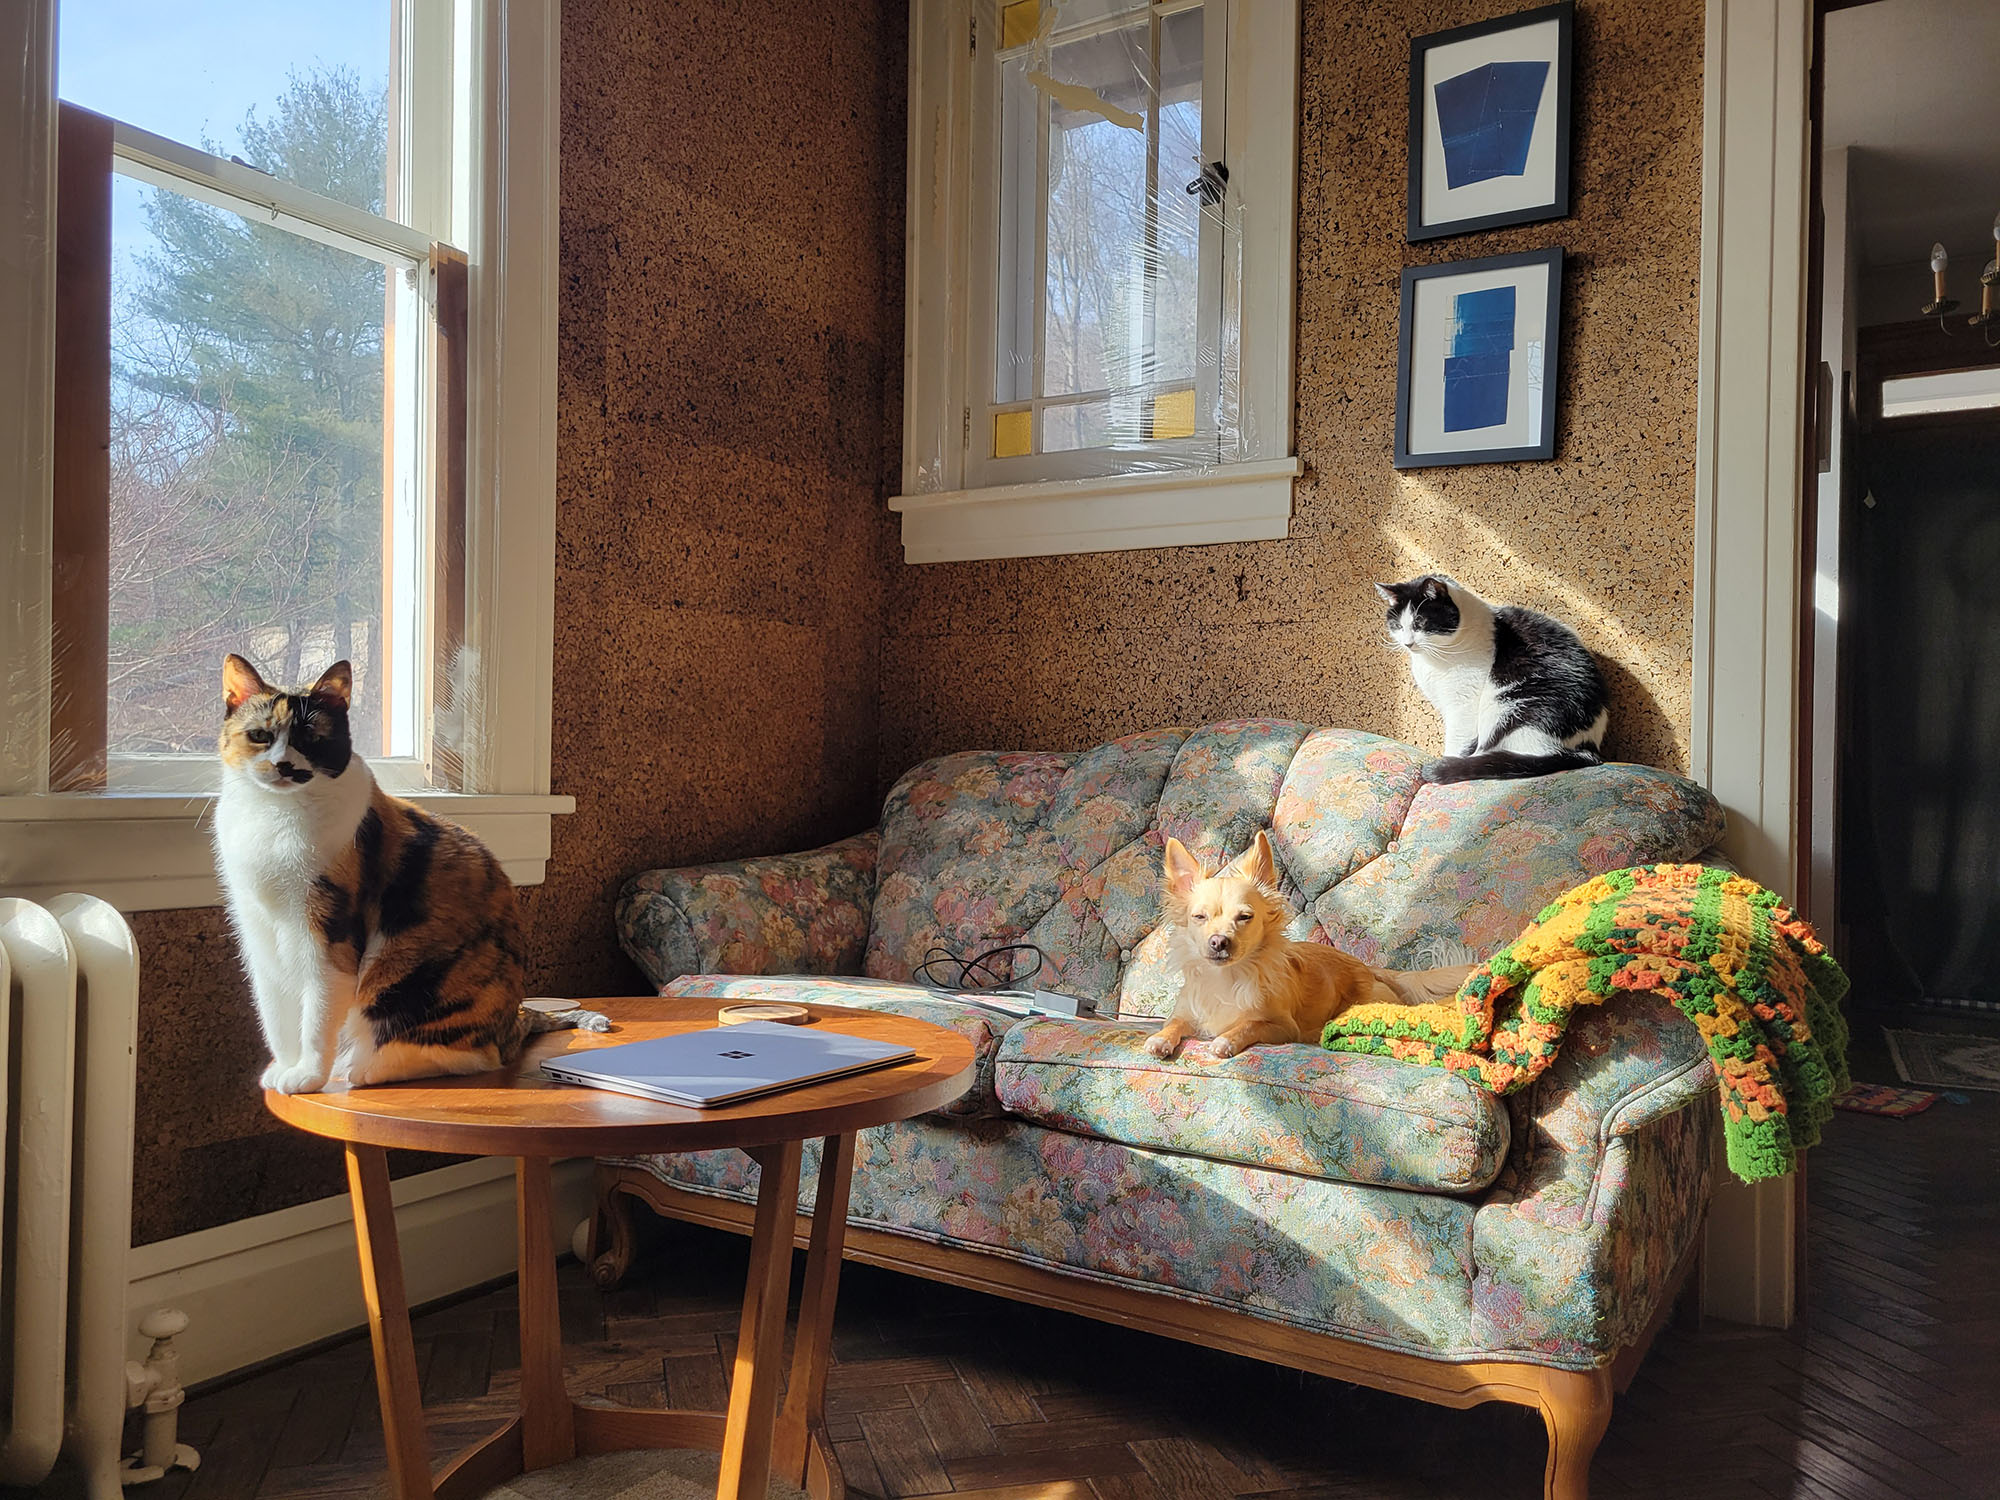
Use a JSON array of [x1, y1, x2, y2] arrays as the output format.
[[259, 1060, 285, 1089], [265, 1062, 329, 1095]]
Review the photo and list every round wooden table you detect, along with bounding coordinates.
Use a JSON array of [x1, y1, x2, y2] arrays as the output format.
[[266, 997, 975, 1500]]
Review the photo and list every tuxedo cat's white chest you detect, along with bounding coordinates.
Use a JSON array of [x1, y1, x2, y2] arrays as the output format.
[[1409, 653, 1493, 755]]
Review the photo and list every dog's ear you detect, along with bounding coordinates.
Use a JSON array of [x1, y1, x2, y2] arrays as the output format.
[[1234, 830, 1276, 887], [1162, 837, 1203, 897]]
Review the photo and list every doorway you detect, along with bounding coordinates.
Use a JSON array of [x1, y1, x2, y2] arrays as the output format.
[[1810, 0, 2000, 1026]]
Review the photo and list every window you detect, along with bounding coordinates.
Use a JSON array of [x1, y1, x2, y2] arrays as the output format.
[[56, 2, 454, 793], [0, 1, 566, 910], [896, 0, 1299, 563], [1879, 366, 2000, 419]]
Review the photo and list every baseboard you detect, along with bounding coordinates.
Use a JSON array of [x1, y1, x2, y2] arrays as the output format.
[[125, 1157, 596, 1386]]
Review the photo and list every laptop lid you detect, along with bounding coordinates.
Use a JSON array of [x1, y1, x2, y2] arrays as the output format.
[[540, 1021, 915, 1107]]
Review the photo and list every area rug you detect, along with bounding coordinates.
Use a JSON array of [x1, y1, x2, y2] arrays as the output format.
[[483, 1450, 808, 1500], [1885, 1029, 2000, 1094], [1833, 1082, 1937, 1117]]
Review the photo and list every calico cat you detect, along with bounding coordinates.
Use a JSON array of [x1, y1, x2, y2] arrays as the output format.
[[213, 654, 527, 1094], [1375, 575, 1609, 783]]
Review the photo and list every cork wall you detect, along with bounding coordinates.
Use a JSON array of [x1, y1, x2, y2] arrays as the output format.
[[878, 0, 1705, 782], [123, 0, 905, 1245]]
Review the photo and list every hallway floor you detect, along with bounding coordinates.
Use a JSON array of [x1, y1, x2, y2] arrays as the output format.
[[119, 1021, 2000, 1500]]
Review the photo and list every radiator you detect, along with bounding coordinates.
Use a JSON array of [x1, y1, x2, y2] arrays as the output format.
[[0, 895, 139, 1498]]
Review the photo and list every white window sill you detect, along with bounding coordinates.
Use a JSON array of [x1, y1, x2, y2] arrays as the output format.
[[0, 790, 575, 912], [888, 457, 1301, 564]]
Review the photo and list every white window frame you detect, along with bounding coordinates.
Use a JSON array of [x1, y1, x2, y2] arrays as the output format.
[[893, 0, 1300, 564], [0, 0, 570, 912]]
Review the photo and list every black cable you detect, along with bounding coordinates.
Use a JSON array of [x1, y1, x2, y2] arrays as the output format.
[[915, 942, 1046, 993]]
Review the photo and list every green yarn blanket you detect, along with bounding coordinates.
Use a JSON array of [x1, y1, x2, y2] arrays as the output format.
[[1322, 864, 1850, 1183]]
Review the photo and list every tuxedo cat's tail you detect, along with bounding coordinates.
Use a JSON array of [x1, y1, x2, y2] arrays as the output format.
[[1424, 747, 1603, 783]]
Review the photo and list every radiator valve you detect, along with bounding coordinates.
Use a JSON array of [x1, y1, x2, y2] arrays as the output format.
[[120, 1308, 201, 1485]]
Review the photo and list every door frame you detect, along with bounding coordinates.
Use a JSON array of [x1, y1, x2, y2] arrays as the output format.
[[1690, 0, 1815, 1328]]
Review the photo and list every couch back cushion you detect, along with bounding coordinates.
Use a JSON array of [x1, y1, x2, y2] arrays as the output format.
[[865, 719, 1725, 1017]]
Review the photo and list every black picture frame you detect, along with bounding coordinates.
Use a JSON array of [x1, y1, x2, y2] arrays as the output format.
[[1407, 1, 1574, 243], [1394, 247, 1563, 469]]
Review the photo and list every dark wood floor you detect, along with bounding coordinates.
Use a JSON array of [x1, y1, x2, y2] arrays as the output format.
[[102, 1026, 2000, 1500]]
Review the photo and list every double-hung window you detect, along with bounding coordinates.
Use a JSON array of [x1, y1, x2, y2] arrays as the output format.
[[897, 0, 1300, 562], [0, 1, 566, 910]]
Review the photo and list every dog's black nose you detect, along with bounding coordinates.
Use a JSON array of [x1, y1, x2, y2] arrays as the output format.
[[1207, 933, 1231, 957]]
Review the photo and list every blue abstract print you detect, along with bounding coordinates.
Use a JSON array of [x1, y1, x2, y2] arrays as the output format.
[[1442, 285, 1515, 433], [1433, 60, 1550, 189]]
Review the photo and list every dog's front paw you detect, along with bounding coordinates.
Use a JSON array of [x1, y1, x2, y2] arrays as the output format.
[[1208, 1034, 1243, 1059], [265, 1062, 329, 1095], [1143, 1030, 1181, 1059]]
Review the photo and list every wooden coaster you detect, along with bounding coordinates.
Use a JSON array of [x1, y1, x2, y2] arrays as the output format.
[[717, 1001, 810, 1026]]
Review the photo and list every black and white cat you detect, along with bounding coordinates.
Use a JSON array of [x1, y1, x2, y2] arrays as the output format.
[[1375, 576, 1610, 783]]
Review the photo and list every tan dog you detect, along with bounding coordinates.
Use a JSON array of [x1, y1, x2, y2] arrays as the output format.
[[1144, 831, 1403, 1060]]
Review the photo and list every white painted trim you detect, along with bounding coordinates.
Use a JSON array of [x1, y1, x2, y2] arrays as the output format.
[[462, 0, 561, 800], [0, 2, 56, 799], [126, 1158, 595, 1388], [890, 457, 1298, 563], [0, 791, 574, 911], [1690, 0, 1813, 1331]]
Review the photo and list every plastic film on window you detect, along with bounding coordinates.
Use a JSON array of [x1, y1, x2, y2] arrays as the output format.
[[915, 0, 1256, 495]]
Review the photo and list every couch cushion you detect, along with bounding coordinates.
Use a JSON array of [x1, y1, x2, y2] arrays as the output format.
[[660, 975, 1015, 1117], [1314, 765, 1730, 969], [993, 1016, 1510, 1193]]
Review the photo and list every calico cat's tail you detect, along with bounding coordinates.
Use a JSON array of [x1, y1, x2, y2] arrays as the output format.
[[1423, 747, 1603, 783]]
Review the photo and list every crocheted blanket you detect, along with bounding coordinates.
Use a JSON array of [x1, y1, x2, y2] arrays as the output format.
[[1322, 865, 1850, 1184]]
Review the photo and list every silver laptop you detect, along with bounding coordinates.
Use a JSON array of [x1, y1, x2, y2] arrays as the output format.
[[539, 1020, 916, 1108]]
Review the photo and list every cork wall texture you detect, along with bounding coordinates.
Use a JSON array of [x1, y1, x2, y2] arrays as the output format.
[[878, 0, 1705, 783], [122, 0, 905, 1244]]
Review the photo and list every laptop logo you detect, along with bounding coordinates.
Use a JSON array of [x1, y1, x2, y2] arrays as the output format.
[[718, 1049, 753, 1059]]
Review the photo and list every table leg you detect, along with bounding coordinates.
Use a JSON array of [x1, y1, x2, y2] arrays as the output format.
[[346, 1143, 433, 1500], [516, 1156, 578, 1470], [776, 1134, 856, 1493], [717, 1140, 803, 1500]]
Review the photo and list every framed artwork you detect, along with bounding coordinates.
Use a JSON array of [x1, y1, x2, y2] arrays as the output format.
[[1407, 1, 1573, 242], [1394, 247, 1563, 468]]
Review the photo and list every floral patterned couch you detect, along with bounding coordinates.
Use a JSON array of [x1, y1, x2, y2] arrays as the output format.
[[599, 720, 1730, 1500]]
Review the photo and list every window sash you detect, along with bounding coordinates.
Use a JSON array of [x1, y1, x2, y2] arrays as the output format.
[[966, 0, 1227, 487], [54, 96, 468, 791]]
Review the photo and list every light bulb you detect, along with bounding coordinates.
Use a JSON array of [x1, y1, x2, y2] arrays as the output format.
[[1931, 242, 1949, 273]]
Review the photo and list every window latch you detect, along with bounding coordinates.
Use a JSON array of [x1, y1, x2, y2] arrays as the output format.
[[1185, 161, 1228, 206]]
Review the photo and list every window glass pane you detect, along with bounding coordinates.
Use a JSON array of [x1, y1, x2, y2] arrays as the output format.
[[57, 2, 392, 217], [990, 3, 1207, 455], [1881, 367, 2000, 417], [105, 178, 417, 773], [1042, 21, 1154, 401]]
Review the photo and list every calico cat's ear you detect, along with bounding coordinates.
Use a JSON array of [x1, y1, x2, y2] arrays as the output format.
[[223, 654, 271, 714], [1373, 582, 1399, 604], [1162, 837, 1204, 896], [309, 660, 354, 711]]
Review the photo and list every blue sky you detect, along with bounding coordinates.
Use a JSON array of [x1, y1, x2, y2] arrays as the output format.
[[58, 2, 390, 278]]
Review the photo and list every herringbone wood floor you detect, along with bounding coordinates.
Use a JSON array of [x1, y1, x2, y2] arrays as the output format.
[[108, 1055, 1999, 1500]]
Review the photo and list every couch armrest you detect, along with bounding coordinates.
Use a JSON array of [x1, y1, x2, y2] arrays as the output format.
[[1465, 995, 1717, 1365], [615, 833, 878, 988]]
